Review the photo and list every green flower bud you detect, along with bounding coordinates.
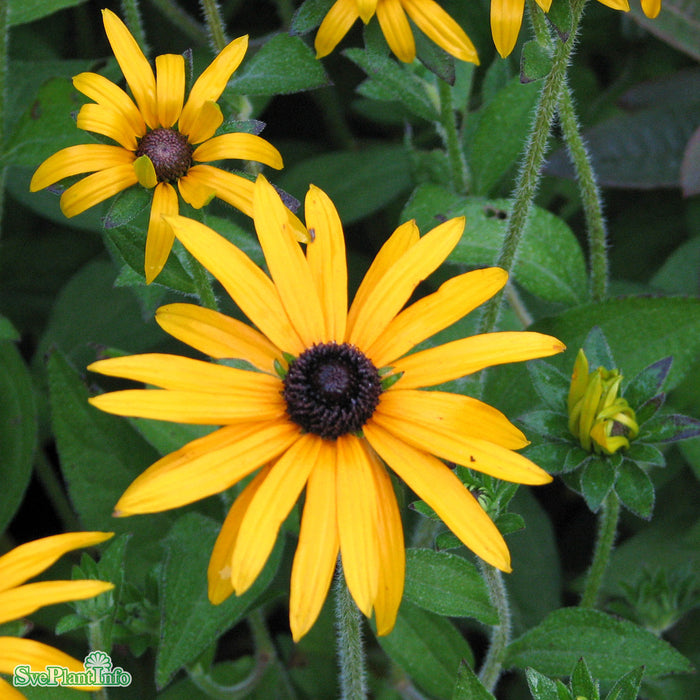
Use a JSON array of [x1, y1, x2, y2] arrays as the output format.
[[567, 349, 639, 455]]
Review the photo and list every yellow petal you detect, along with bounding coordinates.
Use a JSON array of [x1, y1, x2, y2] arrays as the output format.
[[114, 421, 300, 515], [179, 35, 249, 136], [0, 676, 26, 700], [315, 0, 359, 58], [366, 267, 508, 367], [165, 214, 305, 354], [289, 441, 340, 641], [0, 532, 112, 594], [30, 145, 135, 192], [76, 103, 139, 150], [348, 217, 464, 350], [364, 422, 511, 571], [641, 0, 660, 17], [144, 182, 178, 283], [155, 54, 186, 127], [536, 0, 552, 10], [59, 164, 138, 217], [182, 163, 250, 212], [347, 219, 420, 333], [391, 331, 566, 389], [253, 176, 327, 345], [377, 388, 528, 449], [101, 9, 157, 128], [367, 447, 404, 636], [490, 0, 525, 58], [155, 303, 282, 373], [73, 71, 146, 139], [376, 0, 415, 63], [183, 100, 224, 145], [357, 0, 378, 23], [208, 466, 271, 605], [133, 154, 157, 188], [402, 0, 479, 64], [336, 436, 380, 617], [0, 580, 113, 627], [0, 637, 96, 683], [177, 167, 218, 209], [305, 185, 348, 342], [89, 386, 285, 424], [231, 434, 321, 594], [193, 133, 284, 169], [88, 352, 281, 394]]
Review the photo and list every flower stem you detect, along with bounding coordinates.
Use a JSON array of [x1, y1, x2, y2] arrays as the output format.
[[477, 563, 512, 693], [436, 79, 469, 193], [149, 0, 209, 46], [558, 84, 608, 302], [199, 0, 229, 53], [88, 620, 109, 700], [120, 0, 149, 54], [478, 0, 588, 335], [580, 491, 620, 608], [334, 563, 367, 700]]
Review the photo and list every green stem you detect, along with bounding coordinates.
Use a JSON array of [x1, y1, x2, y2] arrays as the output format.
[[188, 252, 219, 311], [88, 621, 109, 700], [199, 0, 229, 52], [580, 491, 620, 608], [334, 564, 367, 700], [148, 0, 209, 46], [120, 0, 149, 54], [0, 0, 8, 240], [436, 79, 469, 193], [478, 0, 588, 335], [477, 563, 512, 693], [35, 450, 81, 532], [558, 85, 608, 302], [527, 0, 551, 47]]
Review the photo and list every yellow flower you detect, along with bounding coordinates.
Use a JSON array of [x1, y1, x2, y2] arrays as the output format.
[[0, 532, 113, 698], [30, 9, 289, 284], [568, 349, 639, 455], [315, 0, 479, 64], [87, 175, 564, 641]]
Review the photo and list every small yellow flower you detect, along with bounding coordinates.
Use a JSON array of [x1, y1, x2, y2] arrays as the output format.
[[0, 532, 113, 698], [88, 175, 565, 641], [315, 0, 479, 64], [30, 9, 292, 283], [568, 349, 639, 455]]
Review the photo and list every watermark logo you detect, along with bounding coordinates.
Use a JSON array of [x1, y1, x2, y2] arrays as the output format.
[[13, 650, 132, 689]]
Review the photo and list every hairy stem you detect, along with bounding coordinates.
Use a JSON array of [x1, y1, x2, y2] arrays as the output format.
[[335, 564, 367, 700], [199, 0, 229, 52], [436, 79, 469, 193], [120, 0, 149, 54]]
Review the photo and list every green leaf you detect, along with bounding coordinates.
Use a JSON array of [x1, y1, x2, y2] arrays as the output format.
[[403, 548, 498, 624], [652, 236, 700, 295], [526, 667, 571, 700], [376, 599, 474, 700], [468, 77, 541, 194], [623, 357, 672, 410], [533, 297, 700, 392], [506, 607, 694, 680], [291, 0, 335, 34], [520, 41, 552, 83], [624, 442, 665, 467], [7, 0, 86, 26], [520, 410, 570, 440], [156, 512, 283, 687], [582, 326, 616, 372], [401, 184, 588, 305], [615, 461, 655, 519], [229, 34, 330, 95], [605, 666, 644, 700], [680, 126, 700, 197], [0, 341, 37, 534], [279, 144, 412, 224], [581, 456, 615, 511], [522, 442, 577, 475], [528, 360, 570, 411], [630, 0, 700, 61], [570, 657, 599, 700], [0, 315, 19, 342], [451, 660, 495, 700]]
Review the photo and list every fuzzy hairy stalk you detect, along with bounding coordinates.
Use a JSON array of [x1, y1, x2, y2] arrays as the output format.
[[335, 564, 368, 700], [199, 0, 229, 53]]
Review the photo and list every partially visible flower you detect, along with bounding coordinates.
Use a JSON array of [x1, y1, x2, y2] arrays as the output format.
[[30, 9, 298, 283], [568, 349, 638, 455], [0, 532, 113, 698], [640, 0, 661, 17], [87, 174, 565, 641], [315, 0, 479, 64], [491, 0, 551, 58]]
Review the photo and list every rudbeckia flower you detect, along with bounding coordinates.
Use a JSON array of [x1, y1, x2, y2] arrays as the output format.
[[315, 0, 479, 64], [87, 175, 564, 641], [30, 9, 290, 283], [0, 532, 113, 698]]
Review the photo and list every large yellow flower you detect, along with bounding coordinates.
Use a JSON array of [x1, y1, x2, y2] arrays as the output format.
[[87, 175, 564, 641], [315, 0, 478, 64], [30, 9, 287, 283], [0, 532, 113, 698]]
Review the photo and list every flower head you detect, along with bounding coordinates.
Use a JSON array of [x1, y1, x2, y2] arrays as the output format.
[[87, 175, 564, 641], [30, 9, 293, 283], [568, 349, 639, 455], [315, 0, 479, 64], [0, 532, 113, 697]]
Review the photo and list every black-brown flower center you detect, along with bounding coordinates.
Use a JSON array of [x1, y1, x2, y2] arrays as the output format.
[[283, 342, 382, 440], [136, 127, 193, 183]]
